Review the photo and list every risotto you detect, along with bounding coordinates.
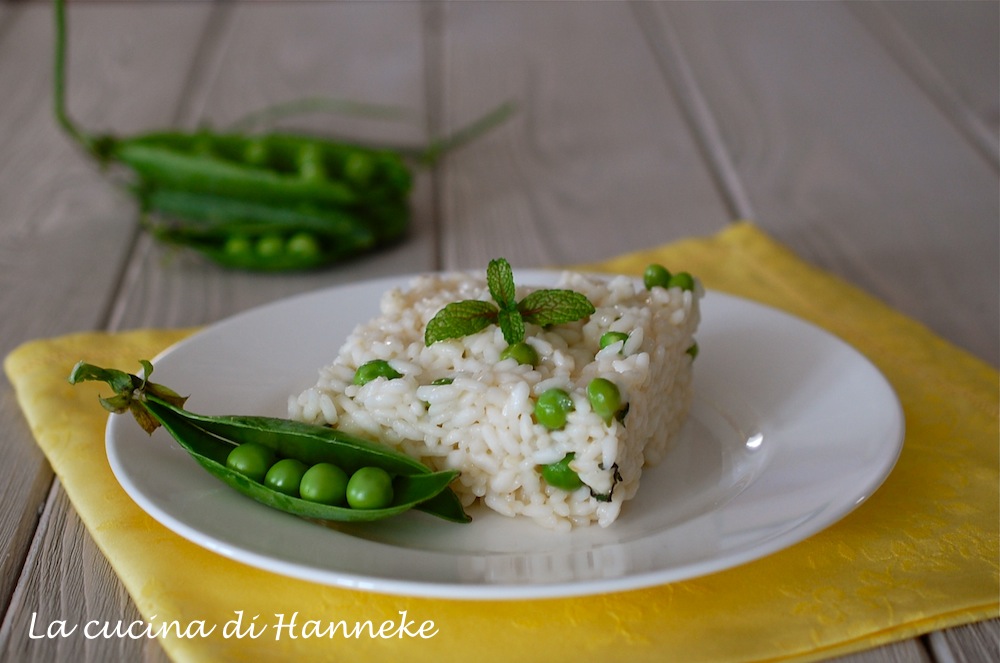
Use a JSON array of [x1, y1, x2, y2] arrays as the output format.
[[288, 266, 701, 530]]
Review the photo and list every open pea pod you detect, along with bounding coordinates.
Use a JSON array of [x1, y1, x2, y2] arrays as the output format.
[[143, 396, 470, 523], [146, 398, 432, 476], [148, 402, 462, 523], [68, 361, 470, 524]]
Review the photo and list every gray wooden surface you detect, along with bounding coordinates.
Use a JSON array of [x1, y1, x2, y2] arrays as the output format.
[[0, 1, 996, 661]]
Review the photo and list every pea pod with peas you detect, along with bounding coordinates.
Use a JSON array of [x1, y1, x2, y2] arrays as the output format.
[[68, 360, 470, 524], [53, 0, 513, 272]]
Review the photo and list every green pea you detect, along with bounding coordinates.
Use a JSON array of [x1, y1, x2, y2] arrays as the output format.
[[243, 139, 267, 166], [286, 232, 320, 259], [264, 458, 308, 497], [346, 466, 395, 509], [500, 341, 539, 366], [540, 453, 584, 491], [587, 378, 622, 425], [534, 388, 575, 430], [299, 462, 349, 505], [353, 359, 402, 386], [686, 341, 699, 360], [192, 135, 213, 156], [668, 271, 696, 291], [643, 263, 672, 290], [297, 144, 325, 181], [225, 442, 277, 483], [255, 234, 284, 259], [343, 152, 374, 185], [222, 234, 253, 258], [599, 331, 629, 351]]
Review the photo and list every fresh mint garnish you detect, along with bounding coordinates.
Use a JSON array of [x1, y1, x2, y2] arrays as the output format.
[[487, 257, 517, 310], [424, 258, 595, 346], [496, 307, 525, 345], [518, 288, 595, 327], [423, 299, 498, 345]]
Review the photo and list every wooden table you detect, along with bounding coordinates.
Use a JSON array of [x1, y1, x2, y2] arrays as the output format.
[[0, 2, 996, 661]]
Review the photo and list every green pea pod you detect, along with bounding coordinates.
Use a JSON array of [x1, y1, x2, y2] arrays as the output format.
[[115, 139, 359, 207], [147, 402, 462, 523], [54, 0, 512, 272], [233, 133, 413, 193], [68, 361, 470, 524], [117, 132, 412, 199], [141, 190, 379, 271], [147, 400, 433, 477]]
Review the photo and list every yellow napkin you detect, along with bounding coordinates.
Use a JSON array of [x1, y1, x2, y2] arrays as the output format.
[[6, 222, 998, 662]]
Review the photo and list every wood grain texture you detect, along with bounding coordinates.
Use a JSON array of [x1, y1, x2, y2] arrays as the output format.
[[0, 482, 170, 663], [0, 0, 214, 637], [927, 620, 1000, 663], [432, 1, 730, 271], [645, 1, 999, 366], [853, 0, 999, 167], [0, 2, 995, 662]]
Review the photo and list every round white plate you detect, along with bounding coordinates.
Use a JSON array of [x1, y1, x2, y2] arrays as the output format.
[[106, 271, 904, 599]]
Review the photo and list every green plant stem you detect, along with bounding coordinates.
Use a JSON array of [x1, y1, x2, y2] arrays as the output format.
[[53, 0, 92, 154], [417, 101, 517, 166], [226, 96, 418, 133]]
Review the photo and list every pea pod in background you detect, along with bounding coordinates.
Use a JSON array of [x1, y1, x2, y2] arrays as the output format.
[[53, 0, 513, 272], [68, 360, 471, 524]]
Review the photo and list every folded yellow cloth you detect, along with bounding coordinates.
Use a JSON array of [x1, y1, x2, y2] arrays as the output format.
[[6, 222, 998, 662]]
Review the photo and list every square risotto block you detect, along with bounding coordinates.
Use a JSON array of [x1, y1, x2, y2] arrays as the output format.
[[288, 270, 701, 530]]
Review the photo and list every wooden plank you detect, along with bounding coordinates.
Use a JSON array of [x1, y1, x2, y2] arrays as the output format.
[[831, 642, 931, 663], [0, 0, 215, 629], [927, 619, 1000, 663], [851, 0, 999, 168], [643, 1, 998, 366], [432, 1, 730, 271]]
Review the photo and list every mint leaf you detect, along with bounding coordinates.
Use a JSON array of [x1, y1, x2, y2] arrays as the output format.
[[424, 258, 596, 346], [497, 307, 525, 345], [425, 300, 498, 345], [486, 258, 517, 311], [518, 289, 595, 327]]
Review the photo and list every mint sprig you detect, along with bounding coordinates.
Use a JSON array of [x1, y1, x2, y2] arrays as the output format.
[[424, 258, 596, 346]]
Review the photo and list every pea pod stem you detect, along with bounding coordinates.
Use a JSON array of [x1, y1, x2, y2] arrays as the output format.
[[53, 0, 87, 154], [415, 101, 517, 167], [68, 360, 470, 524], [225, 96, 418, 134]]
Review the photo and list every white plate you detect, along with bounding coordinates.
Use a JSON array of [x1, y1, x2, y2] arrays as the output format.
[[106, 271, 904, 600]]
